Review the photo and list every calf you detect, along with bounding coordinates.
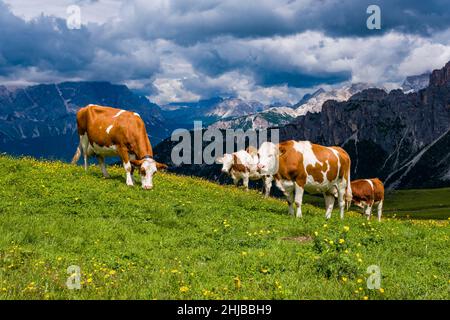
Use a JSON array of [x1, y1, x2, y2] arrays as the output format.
[[257, 140, 352, 219], [71, 104, 167, 189], [216, 148, 273, 197], [348, 178, 384, 221]]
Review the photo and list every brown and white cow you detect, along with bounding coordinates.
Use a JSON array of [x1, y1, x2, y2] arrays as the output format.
[[216, 147, 273, 197], [257, 140, 352, 219], [71, 104, 167, 189], [348, 178, 384, 221]]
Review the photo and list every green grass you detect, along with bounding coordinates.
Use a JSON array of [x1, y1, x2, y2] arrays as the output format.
[[304, 189, 450, 220], [0, 155, 449, 300]]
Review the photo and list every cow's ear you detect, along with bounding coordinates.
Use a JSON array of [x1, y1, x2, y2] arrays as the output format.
[[156, 162, 168, 170], [215, 156, 224, 164], [130, 159, 144, 167]]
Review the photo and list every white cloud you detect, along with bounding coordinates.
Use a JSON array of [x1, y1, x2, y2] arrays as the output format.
[[398, 43, 450, 76], [3, 0, 122, 24]]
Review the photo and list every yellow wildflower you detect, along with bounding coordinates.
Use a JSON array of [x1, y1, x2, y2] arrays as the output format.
[[234, 277, 241, 290], [179, 286, 189, 293]]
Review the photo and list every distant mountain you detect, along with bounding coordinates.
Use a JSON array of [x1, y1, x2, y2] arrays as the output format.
[[294, 83, 374, 117], [0, 81, 168, 160], [401, 72, 430, 93], [208, 106, 298, 130], [207, 83, 372, 130], [293, 88, 325, 108], [162, 97, 268, 129]]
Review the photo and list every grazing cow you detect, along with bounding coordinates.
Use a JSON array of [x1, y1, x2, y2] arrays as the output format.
[[348, 178, 384, 221], [216, 147, 273, 197], [257, 140, 352, 219], [71, 104, 167, 189]]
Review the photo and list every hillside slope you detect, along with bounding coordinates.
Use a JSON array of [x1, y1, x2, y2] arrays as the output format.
[[0, 156, 448, 300]]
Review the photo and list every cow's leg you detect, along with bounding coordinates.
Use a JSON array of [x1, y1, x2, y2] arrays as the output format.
[[232, 174, 240, 187], [117, 146, 134, 186], [324, 194, 335, 219], [276, 179, 294, 215], [294, 182, 304, 218], [79, 134, 90, 171], [243, 173, 250, 191], [365, 205, 373, 220], [377, 200, 383, 222], [284, 183, 295, 216], [97, 156, 110, 178], [83, 154, 88, 171], [130, 165, 136, 184], [286, 189, 295, 216], [123, 162, 134, 186], [337, 184, 346, 220], [263, 176, 272, 198]]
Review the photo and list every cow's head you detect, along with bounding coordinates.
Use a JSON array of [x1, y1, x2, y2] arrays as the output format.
[[257, 142, 279, 175], [131, 158, 168, 190], [215, 153, 234, 174]]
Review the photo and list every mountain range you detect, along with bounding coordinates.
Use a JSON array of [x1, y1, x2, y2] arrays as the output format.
[[1, 63, 448, 190], [207, 83, 375, 130], [154, 62, 450, 190], [0, 82, 167, 159], [161, 97, 268, 129]]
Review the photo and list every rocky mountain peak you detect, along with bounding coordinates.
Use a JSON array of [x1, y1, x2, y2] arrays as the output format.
[[429, 61, 450, 87], [349, 88, 387, 101], [402, 72, 430, 93]]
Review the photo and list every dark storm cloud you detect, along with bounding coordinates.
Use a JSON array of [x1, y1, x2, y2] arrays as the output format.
[[0, 2, 94, 75], [121, 0, 450, 45], [0, 1, 160, 83], [178, 36, 353, 88]]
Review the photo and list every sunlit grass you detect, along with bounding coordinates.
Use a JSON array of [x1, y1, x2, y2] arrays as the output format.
[[0, 155, 449, 299]]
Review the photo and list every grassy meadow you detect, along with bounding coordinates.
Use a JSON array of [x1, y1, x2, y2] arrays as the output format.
[[304, 188, 450, 220], [0, 155, 449, 300]]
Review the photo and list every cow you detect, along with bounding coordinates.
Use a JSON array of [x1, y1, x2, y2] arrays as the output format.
[[71, 104, 167, 189], [348, 178, 384, 221], [216, 147, 273, 197], [257, 140, 352, 219]]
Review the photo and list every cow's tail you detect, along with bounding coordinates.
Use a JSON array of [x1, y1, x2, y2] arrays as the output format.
[[71, 143, 82, 165]]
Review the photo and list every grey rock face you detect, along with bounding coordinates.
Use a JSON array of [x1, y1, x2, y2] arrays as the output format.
[[402, 72, 430, 93]]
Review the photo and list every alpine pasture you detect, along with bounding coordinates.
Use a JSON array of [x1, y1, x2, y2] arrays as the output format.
[[0, 155, 448, 299]]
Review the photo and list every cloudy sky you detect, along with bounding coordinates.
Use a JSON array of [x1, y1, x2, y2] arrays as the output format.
[[1, 0, 450, 105]]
